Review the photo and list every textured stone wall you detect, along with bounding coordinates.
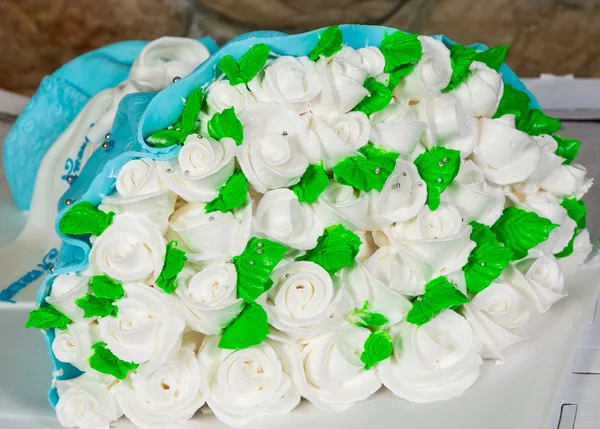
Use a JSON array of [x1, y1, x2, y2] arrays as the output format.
[[2, 0, 599, 95]]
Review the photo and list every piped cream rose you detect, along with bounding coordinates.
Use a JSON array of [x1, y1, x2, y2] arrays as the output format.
[[198, 336, 303, 427], [206, 80, 255, 115], [53, 322, 101, 371], [46, 275, 89, 322], [369, 103, 426, 158], [558, 229, 594, 275], [448, 61, 504, 118], [364, 246, 428, 296], [312, 181, 374, 231]]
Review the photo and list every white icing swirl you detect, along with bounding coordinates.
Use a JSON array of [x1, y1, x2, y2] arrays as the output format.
[[89, 213, 166, 283], [206, 80, 255, 115], [558, 229, 594, 275], [364, 246, 427, 296], [172, 263, 244, 334], [53, 323, 100, 371], [445, 159, 505, 225], [370, 103, 426, 157], [129, 37, 210, 92], [449, 61, 504, 118], [461, 281, 529, 359], [98, 283, 185, 375], [356, 46, 386, 76], [254, 189, 324, 250], [258, 261, 352, 339], [313, 181, 374, 230], [198, 336, 302, 427], [541, 162, 593, 199], [473, 116, 541, 185], [169, 200, 252, 263], [158, 135, 236, 203], [237, 102, 318, 192], [380, 310, 483, 402], [248, 56, 321, 112], [298, 324, 381, 411], [526, 135, 565, 185], [56, 373, 122, 429], [394, 36, 452, 99], [45, 274, 88, 322], [116, 348, 205, 429]]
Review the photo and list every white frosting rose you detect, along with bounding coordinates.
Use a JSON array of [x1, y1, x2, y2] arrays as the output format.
[[311, 51, 369, 116], [343, 264, 412, 326], [312, 181, 374, 230], [206, 80, 255, 115], [53, 322, 100, 371], [355, 230, 378, 263], [258, 261, 352, 339], [541, 162, 593, 199], [98, 283, 185, 375], [129, 37, 210, 91], [172, 263, 244, 334], [169, 200, 252, 262], [558, 229, 594, 275], [449, 61, 504, 118], [369, 103, 426, 157], [254, 189, 324, 250], [158, 135, 236, 203], [356, 46, 386, 76], [89, 213, 166, 283], [116, 348, 205, 429], [364, 246, 427, 296], [382, 203, 476, 277], [100, 159, 176, 233], [526, 135, 565, 185], [461, 281, 529, 359], [503, 256, 566, 314], [473, 116, 541, 185], [56, 373, 122, 429], [445, 159, 505, 225], [248, 56, 321, 112], [380, 310, 483, 402], [308, 111, 370, 169], [46, 274, 88, 322], [298, 324, 381, 411], [237, 102, 318, 192], [375, 158, 428, 226], [394, 36, 452, 100], [198, 336, 302, 427], [413, 95, 478, 157]]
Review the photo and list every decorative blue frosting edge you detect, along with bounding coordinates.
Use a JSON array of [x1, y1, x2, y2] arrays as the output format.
[[33, 25, 541, 408]]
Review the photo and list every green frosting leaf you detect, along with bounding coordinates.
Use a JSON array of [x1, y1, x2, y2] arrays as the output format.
[[205, 171, 249, 213], [176, 87, 206, 133], [348, 300, 389, 328], [309, 25, 343, 61], [89, 275, 124, 300], [233, 237, 287, 303], [207, 107, 244, 146], [59, 202, 115, 237], [75, 295, 118, 318], [25, 305, 71, 330], [463, 222, 513, 295], [156, 241, 187, 294], [492, 207, 559, 260], [219, 44, 271, 85], [89, 342, 138, 380], [406, 276, 469, 326], [380, 32, 422, 73], [297, 224, 362, 276], [561, 198, 586, 229], [442, 44, 478, 93], [493, 83, 532, 120], [387, 63, 416, 91], [414, 146, 461, 210], [291, 164, 329, 204], [474, 44, 510, 71], [146, 129, 188, 147], [554, 135, 581, 165], [332, 144, 399, 192], [219, 302, 269, 349], [353, 77, 392, 116], [519, 109, 562, 136], [360, 329, 394, 370], [555, 228, 577, 259]]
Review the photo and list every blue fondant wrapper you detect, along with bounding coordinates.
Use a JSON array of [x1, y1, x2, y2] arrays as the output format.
[[33, 25, 540, 408], [3, 37, 218, 211]]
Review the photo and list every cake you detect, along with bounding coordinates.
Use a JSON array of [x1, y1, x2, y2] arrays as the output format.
[[19, 25, 594, 429]]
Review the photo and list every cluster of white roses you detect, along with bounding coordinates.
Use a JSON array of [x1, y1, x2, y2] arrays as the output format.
[[45, 34, 594, 429]]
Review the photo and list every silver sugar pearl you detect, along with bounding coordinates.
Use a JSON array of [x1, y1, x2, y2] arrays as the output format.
[[402, 172, 407, 176], [101, 141, 110, 149], [49, 266, 55, 273], [104, 133, 111, 141], [66, 175, 76, 184], [375, 167, 381, 174], [65, 199, 73, 206], [172, 76, 181, 83], [282, 131, 288, 136], [257, 249, 263, 255], [416, 296, 423, 301], [168, 125, 173, 129], [184, 170, 190, 175], [286, 273, 291, 278], [481, 262, 486, 267], [166, 168, 172, 173], [208, 216, 215, 222], [257, 242, 263, 248], [439, 162, 445, 167], [249, 260, 255, 266], [417, 182, 423, 186], [395, 183, 401, 188], [437, 177, 443, 183], [196, 134, 203, 139], [443, 157, 449, 162]]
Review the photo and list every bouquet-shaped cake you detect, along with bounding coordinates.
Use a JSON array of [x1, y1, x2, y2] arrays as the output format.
[[25, 25, 593, 429]]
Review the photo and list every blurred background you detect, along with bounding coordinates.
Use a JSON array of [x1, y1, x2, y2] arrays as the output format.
[[1, 0, 600, 96]]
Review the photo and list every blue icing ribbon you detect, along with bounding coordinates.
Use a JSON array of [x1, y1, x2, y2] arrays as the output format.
[[37, 26, 541, 408]]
